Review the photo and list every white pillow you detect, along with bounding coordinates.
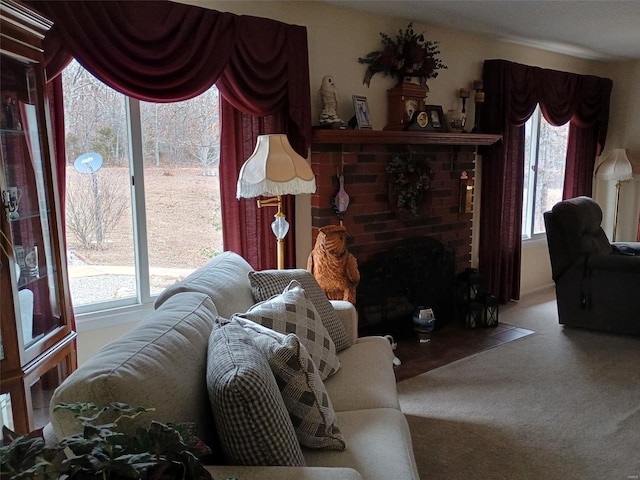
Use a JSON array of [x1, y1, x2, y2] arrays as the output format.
[[248, 269, 351, 352], [234, 280, 340, 379]]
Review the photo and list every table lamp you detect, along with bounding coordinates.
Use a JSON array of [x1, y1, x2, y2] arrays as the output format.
[[236, 134, 316, 269]]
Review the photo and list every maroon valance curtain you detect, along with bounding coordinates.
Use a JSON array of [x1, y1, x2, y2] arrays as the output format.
[[30, 0, 312, 270], [479, 59, 612, 303], [35, 0, 311, 151]]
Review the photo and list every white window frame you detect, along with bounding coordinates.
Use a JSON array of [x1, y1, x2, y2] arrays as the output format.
[[522, 105, 568, 241], [522, 106, 543, 241], [73, 97, 155, 326]]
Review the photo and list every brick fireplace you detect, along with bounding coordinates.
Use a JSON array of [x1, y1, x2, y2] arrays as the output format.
[[310, 129, 500, 273]]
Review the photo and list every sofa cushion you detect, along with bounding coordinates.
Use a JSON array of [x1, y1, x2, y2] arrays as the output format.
[[206, 321, 305, 466], [325, 337, 400, 412], [303, 408, 419, 480], [249, 269, 351, 352], [232, 317, 346, 450], [235, 280, 340, 380], [50, 292, 220, 452], [155, 251, 255, 318]]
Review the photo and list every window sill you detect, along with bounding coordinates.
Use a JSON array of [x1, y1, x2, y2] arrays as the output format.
[[75, 301, 155, 333], [522, 233, 547, 244]]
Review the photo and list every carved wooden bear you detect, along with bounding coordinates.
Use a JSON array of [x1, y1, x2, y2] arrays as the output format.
[[307, 225, 360, 305]]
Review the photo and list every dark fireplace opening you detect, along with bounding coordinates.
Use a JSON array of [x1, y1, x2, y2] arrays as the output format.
[[356, 236, 455, 338]]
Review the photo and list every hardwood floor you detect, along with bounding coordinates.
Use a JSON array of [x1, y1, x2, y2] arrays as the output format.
[[392, 321, 534, 382]]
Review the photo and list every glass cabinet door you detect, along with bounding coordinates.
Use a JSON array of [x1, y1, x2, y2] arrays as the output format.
[[1, 0, 76, 434], [1, 56, 64, 363]]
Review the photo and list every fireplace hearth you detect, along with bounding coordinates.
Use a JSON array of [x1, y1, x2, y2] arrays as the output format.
[[356, 236, 455, 338]]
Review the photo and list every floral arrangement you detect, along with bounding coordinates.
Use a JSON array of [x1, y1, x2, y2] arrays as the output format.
[[358, 23, 447, 87], [386, 149, 434, 217]]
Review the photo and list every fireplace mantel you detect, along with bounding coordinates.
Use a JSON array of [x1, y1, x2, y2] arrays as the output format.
[[312, 128, 502, 146]]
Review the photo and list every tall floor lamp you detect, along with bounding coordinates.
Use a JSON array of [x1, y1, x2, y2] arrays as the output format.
[[236, 134, 316, 269], [595, 148, 633, 241]]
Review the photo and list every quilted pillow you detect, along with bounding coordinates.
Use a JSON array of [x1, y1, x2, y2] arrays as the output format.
[[232, 317, 346, 450], [248, 269, 351, 352], [235, 280, 340, 379], [206, 322, 305, 466]]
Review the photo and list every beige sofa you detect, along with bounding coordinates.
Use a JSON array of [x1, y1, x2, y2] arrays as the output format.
[[49, 251, 419, 480]]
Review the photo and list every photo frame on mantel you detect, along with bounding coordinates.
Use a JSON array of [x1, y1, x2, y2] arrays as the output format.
[[352, 95, 373, 130], [424, 105, 447, 132]]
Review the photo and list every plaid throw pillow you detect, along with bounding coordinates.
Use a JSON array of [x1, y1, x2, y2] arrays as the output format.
[[206, 322, 305, 466], [232, 317, 346, 450], [248, 269, 351, 352], [236, 280, 340, 379]]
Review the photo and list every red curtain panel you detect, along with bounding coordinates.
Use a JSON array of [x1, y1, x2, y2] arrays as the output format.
[[219, 100, 296, 270], [478, 59, 612, 303]]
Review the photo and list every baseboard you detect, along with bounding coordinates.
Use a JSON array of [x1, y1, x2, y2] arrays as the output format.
[[520, 283, 555, 298]]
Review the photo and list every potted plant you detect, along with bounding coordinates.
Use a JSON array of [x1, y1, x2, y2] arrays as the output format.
[[386, 149, 434, 217], [358, 23, 447, 87], [0, 402, 213, 480]]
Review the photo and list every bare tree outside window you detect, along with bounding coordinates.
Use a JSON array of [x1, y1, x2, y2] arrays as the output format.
[[66, 169, 129, 250], [523, 105, 569, 238], [63, 60, 223, 310]]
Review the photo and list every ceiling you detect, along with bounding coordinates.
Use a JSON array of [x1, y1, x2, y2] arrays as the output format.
[[320, 1, 640, 61]]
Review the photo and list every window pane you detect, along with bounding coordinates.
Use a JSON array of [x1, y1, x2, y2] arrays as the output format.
[[522, 115, 534, 235], [522, 107, 569, 239], [140, 87, 222, 294], [63, 61, 136, 307], [534, 117, 569, 234]]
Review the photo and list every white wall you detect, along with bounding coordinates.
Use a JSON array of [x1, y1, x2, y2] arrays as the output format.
[[593, 60, 640, 242], [77, 0, 634, 361]]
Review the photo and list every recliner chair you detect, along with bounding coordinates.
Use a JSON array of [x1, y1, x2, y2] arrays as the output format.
[[543, 196, 640, 336]]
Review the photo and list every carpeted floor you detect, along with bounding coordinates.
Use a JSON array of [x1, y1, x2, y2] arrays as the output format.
[[397, 287, 640, 480]]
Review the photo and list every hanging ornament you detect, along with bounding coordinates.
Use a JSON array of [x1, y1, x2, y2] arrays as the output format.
[[333, 171, 350, 224]]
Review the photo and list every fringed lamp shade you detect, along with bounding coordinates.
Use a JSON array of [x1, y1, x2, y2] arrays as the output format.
[[595, 149, 633, 182], [236, 134, 316, 199], [595, 148, 634, 242], [236, 134, 316, 269]]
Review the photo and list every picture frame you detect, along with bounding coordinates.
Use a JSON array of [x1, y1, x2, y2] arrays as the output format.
[[424, 105, 447, 132], [352, 95, 373, 130]]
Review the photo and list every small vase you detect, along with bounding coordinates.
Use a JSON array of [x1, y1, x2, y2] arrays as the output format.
[[446, 109, 466, 132], [412, 306, 436, 343]]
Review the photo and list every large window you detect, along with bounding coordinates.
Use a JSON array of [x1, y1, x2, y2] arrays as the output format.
[[63, 60, 222, 314], [522, 105, 569, 239]]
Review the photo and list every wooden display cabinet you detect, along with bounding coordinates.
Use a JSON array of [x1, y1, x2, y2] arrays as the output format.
[[1, 0, 77, 434]]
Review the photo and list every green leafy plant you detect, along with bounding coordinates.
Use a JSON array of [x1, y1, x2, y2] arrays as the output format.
[[358, 23, 447, 87], [386, 149, 434, 217], [0, 402, 213, 480]]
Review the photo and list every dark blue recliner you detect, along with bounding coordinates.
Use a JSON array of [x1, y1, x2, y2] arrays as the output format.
[[544, 196, 640, 336]]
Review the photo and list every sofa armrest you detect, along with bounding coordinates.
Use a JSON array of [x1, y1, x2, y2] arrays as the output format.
[[205, 465, 362, 480], [329, 300, 358, 345], [587, 253, 640, 273], [612, 241, 640, 256]]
